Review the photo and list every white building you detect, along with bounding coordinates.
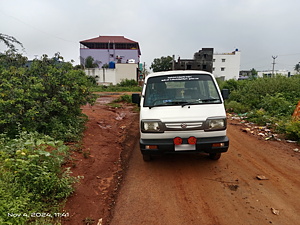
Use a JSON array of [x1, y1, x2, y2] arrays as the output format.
[[257, 70, 290, 77], [85, 63, 138, 85], [213, 50, 241, 80]]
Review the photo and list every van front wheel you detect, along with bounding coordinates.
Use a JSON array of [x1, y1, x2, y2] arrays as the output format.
[[209, 153, 221, 160]]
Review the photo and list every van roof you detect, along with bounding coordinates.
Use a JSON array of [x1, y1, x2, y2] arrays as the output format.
[[147, 70, 213, 78]]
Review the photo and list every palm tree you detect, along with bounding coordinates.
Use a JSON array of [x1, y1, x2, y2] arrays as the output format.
[[85, 56, 99, 68]]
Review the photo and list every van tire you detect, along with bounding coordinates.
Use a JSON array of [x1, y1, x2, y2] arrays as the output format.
[[209, 153, 221, 160], [143, 154, 152, 162]]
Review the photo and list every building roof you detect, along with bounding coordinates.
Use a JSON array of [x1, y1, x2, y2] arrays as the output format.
[[80, 36, 138, 44], [80, 35, 141, 55]]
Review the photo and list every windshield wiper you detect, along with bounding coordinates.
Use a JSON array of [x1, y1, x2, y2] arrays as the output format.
[[149, 101, 188, 109], [149, 104, 166, 109], [201, 98, 219, 102], [181, 98, 219, 107]]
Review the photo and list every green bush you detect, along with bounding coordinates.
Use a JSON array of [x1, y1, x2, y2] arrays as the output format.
[[0, 132, 80, 224], [222, 76, 300, 141], [258, 93, 295, 117], [277, 120, 300, 141], [246, 109, 276, 126], [118, 79, 138, 87], [227, 76, 300, 109], [0, 55, 96, 141], [225, 100, 250, 114], [0, 52, 90, 223], [218, 78, 240, 92]]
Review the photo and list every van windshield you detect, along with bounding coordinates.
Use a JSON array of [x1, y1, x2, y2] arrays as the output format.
[[144, 74, 221, 108]]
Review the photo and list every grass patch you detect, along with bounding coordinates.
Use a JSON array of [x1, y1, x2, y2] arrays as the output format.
[[107, 103, 122, 108], [113, 94, 132, 104]]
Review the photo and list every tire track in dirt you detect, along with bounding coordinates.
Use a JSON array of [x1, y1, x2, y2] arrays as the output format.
[[62, 96, 139, 225]]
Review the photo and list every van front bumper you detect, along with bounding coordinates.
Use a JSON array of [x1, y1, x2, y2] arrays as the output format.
[[140, 136, 229, 155]]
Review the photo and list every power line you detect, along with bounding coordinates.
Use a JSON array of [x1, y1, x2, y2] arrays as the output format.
[[0, 9, 76, 44]]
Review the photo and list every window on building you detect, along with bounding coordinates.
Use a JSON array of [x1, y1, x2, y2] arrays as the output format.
[[213, 59, 216, 62], [222, 59, 226, 62], [213, 67, 215, 71], [221, 67, 225, 71]]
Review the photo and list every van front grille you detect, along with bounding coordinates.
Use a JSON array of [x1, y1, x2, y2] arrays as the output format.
[[164, 121, 204, 131]]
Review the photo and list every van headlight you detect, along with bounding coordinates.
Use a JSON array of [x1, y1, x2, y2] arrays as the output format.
[[204, 117, 226, 131], [141, 120, 164, 133]]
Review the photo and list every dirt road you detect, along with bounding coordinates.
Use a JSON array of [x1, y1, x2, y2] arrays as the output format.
[[62, 97, 300, 225], [110, 121, 300, 225]]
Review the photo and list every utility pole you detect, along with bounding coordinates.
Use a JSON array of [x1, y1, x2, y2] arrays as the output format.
[[272, 56, 278, 77], [172, 55, 175, 70]]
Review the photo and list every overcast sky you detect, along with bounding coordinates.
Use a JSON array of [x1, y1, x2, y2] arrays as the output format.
[[1, 0, 300, 72]]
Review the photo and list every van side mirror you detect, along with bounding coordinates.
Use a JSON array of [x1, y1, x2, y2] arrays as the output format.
[[221, 89, 230, 100], [132, 93, 141, 106]]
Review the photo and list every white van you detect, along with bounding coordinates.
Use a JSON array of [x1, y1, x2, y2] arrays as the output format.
[[132, 70, 229, 161]]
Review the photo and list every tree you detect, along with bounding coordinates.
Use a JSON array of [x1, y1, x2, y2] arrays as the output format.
[[150, 56, 173, 72], [0, 34, 26, 68], [0, 53, 96, 140], [0, 33, 24, 52], [250, 68, 258, 79], [0, 50, 28, 68], [295, 63, 300, 73], [85, 56, 99, 68], [250, 68, 257, 76]]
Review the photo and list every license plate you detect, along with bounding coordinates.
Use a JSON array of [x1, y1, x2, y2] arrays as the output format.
[[175, 144, 196, 151]]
